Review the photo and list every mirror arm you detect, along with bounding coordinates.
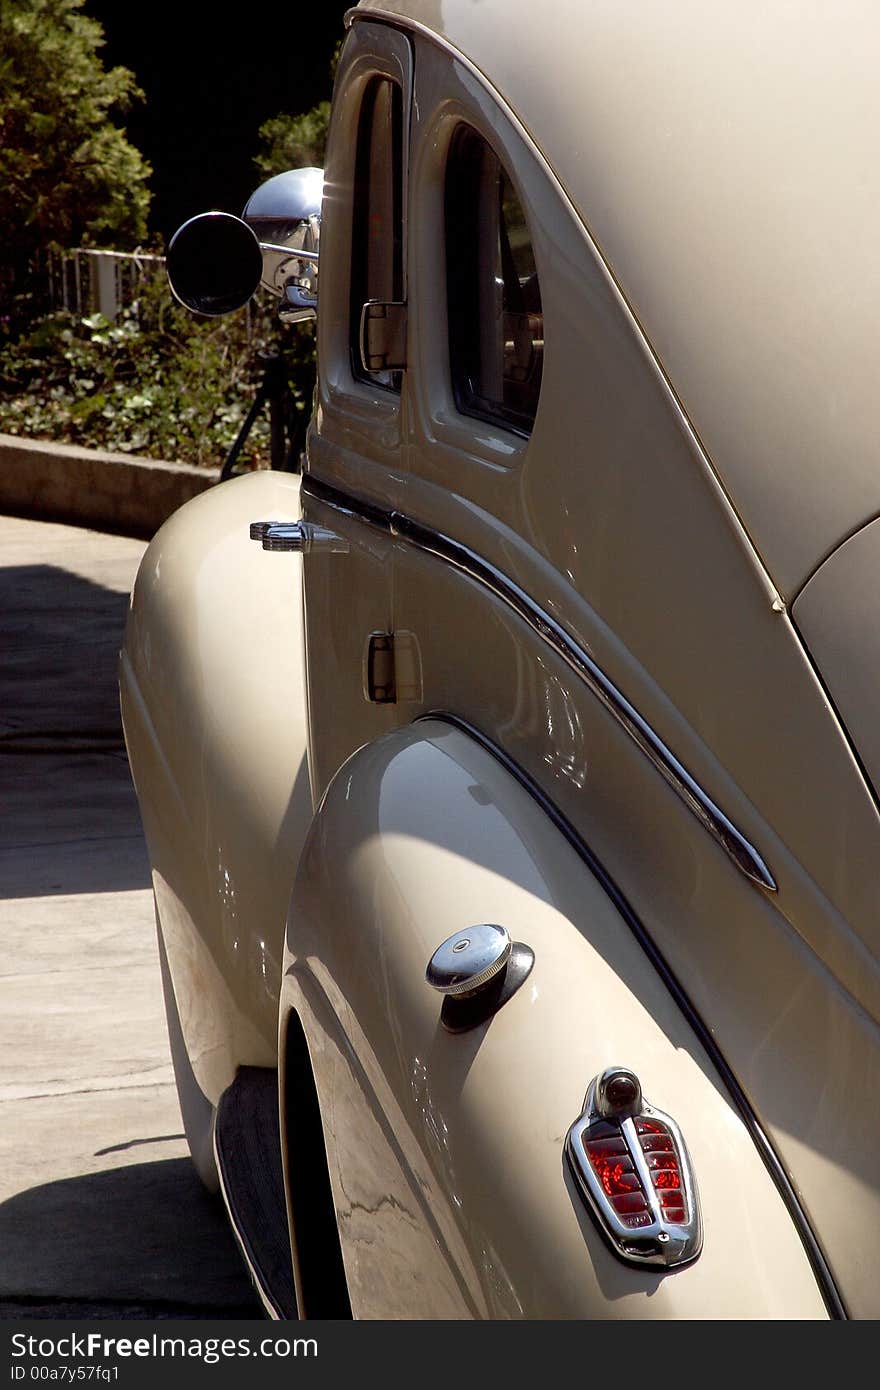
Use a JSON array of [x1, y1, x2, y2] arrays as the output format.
[[259, 241, 319, 263]]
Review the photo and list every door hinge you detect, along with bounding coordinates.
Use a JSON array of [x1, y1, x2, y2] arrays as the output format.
[[359, 300, 407, 373], [364, 630, 422, 704]]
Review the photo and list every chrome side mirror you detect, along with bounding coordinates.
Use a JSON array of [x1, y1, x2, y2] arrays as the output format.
[[166, 166, 323, 323], [243, 167, 323, 323]]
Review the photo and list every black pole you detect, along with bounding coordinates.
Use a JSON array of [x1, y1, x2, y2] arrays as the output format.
[[219, 347, 313, 480], [220, 373, 272, 481], [266, 353, 288, 471]]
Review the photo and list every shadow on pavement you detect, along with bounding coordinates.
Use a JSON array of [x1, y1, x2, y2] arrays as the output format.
[[0, 564, 131, 744], [0, 1157, 262, 1319], [0, 562, 151, 899]]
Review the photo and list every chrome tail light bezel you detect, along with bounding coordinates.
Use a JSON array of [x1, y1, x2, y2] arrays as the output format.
[[565, 1070, 703, 1270]]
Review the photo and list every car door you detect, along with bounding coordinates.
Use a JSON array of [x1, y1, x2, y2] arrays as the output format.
[[301, 18, 412, 798]]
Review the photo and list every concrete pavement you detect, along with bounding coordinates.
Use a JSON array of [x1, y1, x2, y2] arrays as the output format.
[[0, 513, 261, 1318]]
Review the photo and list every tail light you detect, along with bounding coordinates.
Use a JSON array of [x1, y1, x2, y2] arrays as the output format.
[[566, 1067, 702, 1268]]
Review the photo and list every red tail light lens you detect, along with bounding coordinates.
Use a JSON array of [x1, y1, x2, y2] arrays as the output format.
[[636, 1118, 688, 1222], [583, 1123, 651, 1228]]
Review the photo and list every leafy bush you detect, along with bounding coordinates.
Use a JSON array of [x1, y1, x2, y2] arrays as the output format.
[[0, 268, 315, 469]]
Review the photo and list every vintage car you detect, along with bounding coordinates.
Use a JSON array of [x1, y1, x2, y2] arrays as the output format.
[[119, 0, 880, 1319]]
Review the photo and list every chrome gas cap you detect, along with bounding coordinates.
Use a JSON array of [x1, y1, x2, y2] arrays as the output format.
[[426, 923, 512, 997], [426, 925, 534, 1034]]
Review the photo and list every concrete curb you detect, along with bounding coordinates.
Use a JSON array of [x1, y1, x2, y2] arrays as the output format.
[[0, 433, 219, 538]]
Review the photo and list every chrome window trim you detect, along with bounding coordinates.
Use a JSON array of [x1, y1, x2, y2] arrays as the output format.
[[302, 473, 777, 892]]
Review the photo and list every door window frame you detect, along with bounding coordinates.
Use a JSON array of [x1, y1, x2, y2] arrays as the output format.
[[405, 67, 551, 477], [315, 21, 412, 449]]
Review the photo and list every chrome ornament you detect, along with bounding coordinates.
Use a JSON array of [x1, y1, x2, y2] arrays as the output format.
[[566, 1067, 702, 1269]]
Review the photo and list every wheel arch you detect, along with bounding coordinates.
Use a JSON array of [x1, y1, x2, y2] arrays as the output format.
[[279, 717, 832, 1318]]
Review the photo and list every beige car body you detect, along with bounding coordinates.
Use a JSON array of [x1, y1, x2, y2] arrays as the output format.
[[121, 1, 880, 1318]]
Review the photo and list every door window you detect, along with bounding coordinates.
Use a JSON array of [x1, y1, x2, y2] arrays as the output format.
[[350, 77, 404, 392]]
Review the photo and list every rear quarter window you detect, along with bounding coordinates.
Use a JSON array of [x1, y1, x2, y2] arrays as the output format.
[[445, 125, 544, 436]]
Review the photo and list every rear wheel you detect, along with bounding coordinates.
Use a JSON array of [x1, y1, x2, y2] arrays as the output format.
[[282, 1010, 352, 1317]]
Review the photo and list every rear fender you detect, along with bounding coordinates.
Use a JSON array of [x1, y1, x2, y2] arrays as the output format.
[[281, 719, 828, 1318], [121, 470, 311, 1104]]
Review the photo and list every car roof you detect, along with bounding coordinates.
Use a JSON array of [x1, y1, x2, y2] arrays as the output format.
[[354, 0, 880, 596]]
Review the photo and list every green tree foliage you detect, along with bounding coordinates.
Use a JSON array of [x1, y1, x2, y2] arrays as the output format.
[[254, 102, 331, 180], [0, 0, 151, 281], [253, 42, 340, 180]]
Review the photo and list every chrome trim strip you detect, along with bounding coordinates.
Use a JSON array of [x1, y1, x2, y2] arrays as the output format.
[[303, 474, 777, 892], [393, 510, 776, 891]]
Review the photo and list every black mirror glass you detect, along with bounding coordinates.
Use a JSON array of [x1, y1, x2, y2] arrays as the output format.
[[166, 212, 263, 317]]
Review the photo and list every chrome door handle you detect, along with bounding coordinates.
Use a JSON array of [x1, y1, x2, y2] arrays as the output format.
[[249, 521, 348, 553]]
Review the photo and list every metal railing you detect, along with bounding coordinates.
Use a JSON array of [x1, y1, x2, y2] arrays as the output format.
[[45, 247, 166, 321]]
